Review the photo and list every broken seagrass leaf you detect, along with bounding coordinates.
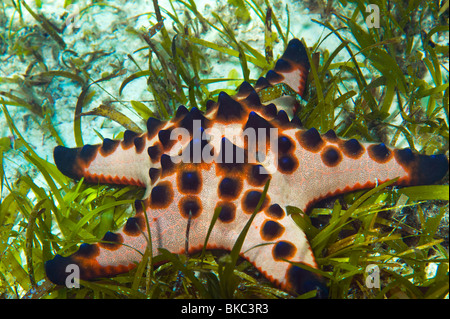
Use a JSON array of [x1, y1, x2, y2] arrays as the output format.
[[79, 104, 143, 133]]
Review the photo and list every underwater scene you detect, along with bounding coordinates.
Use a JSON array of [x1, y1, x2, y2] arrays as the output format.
[[0, 0, 448, 300]]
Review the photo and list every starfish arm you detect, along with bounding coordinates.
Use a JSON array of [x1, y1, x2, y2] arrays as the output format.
[[256, 38, 310, 98], [53, 132, 152, 187], [273, 128, 449, 211], [45, 200, 148, 285]]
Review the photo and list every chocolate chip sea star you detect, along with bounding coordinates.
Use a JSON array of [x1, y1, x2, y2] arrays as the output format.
[[45, 39, 448, 297]]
